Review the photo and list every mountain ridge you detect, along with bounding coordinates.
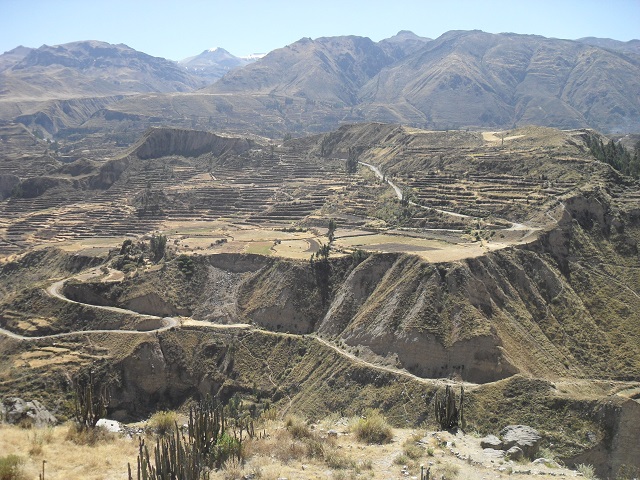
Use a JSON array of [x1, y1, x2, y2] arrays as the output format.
[[1, 31, 639, 137]]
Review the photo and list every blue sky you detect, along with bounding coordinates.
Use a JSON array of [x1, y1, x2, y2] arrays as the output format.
[[1, 0, 639, 60]]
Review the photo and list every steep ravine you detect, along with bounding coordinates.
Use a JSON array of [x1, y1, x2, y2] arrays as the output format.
[[66, 191, 640, 387]]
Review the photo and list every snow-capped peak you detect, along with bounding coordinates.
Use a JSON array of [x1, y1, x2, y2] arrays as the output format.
[[207, 47, 221, 52]]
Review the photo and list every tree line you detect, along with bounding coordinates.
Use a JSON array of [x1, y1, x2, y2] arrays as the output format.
[[587, 136, 640, 179]]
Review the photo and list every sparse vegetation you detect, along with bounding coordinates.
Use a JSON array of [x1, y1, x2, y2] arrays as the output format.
[[0, 455, 24, 480], [576, 464, 599, 480], [148, 410, 178, 436], [350, 409, 393, 444]]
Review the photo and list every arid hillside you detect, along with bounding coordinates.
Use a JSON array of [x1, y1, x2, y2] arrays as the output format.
[[1, 31, 638, 141], [1, 123, 639, 478]]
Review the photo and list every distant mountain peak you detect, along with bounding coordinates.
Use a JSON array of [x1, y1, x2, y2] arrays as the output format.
[[178, 46, 256, 81], [207, 47, 231, 54]]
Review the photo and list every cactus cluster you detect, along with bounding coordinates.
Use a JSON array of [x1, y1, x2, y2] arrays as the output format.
[[129, 397, 254, 480], [434, 385, 465, 431]]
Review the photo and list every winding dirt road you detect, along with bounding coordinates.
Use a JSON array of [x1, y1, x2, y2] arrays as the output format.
[[0, 270, 476, 390], [358, 160, 542, 237]]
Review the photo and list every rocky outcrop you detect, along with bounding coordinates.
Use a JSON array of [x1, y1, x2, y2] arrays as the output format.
[[124, 292, 190, 317], [500, 425, 542, 459], [15, 176, 73, 198], [88, 156, 131, 189], [480, 435, 503, 449], [132, 128, 257, 160], [480, 425, 541, 460], [565, 396, 640, 480], [1, 397, 57, 427]]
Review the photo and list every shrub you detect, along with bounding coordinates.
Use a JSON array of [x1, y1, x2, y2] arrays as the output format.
[[304, 436, 325, 458], [576, 464, 599, 480], [324, 448, 355, 469], [404, 443, 424, 460], [434, 463, 459, 479], [393, 453, 409, 465], [350, 409, 393, 444], [148, 410, 178, 436], [66, 422, 114, 446], [284, 415, 311, 439], [0, 455, 23, 480]]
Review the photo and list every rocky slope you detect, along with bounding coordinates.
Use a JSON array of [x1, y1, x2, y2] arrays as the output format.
[[358, 30, 640, 132], [5, 31, 637, 139], [130, 127, 257, 159], [201, 30, 640, 133], [209, 35, 396, 105], [61, 184, 640, 386], [0, 40, 204, 99], [0, 40, 206, 135]]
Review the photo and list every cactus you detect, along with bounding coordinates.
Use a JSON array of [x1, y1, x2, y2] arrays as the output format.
[[434, 385, 465, 431], [129, 396, 254, 479], [73, 370, 109, 430]]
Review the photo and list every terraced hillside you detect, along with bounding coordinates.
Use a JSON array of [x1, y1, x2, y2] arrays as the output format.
[[1, 123, 639, 478], [0, 123, 625, 261]]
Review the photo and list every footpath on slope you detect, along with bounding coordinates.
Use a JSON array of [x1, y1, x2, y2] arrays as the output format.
[[0, 268, 475, 391], [358, 160, 542, 239]]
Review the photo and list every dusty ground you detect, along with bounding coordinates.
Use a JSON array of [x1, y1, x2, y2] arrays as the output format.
[[0, 420, 584, 480]]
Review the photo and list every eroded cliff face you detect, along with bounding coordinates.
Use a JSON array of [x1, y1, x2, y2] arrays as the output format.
[[233, 190, 640, 384], [65, 188, 640, 386], [132, 127, 257, 159]]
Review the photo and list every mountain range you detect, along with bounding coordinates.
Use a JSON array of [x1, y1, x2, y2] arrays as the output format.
[[0, 30, 639, 137], [0, 40, 204, 99], [178, 47, 262, 82], [207, 30, 640, 133]]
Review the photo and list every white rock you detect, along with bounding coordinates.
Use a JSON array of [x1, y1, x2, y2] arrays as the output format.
[[96, 418, 121, 432]]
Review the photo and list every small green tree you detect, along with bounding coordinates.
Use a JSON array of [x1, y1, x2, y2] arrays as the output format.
[[346, 147, 359, 174], [327, 219, 337, 244], [149, 234, 167, 262]]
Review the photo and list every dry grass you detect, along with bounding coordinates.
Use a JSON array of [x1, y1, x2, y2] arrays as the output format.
[[0, 423, 137, 480], [349, 409, 393, 444], [0, 416, 588, 480]]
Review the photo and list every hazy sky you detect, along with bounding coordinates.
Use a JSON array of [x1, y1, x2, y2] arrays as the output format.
[[1, 0, 639, 60]]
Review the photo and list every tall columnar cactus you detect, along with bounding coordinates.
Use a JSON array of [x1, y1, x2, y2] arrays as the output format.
[[434, 385, 465, 431], [73, 370, 109, 430], [129, 396, 252, 479]]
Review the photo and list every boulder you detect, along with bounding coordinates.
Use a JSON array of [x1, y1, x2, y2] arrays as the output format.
[[533, 458, 561, 468], [506, 446, 524, 461], [482, 448, 505, 459], [500, 425, 541, 459], [480, 434, 503, 450], [2, 397, 57, 427]]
